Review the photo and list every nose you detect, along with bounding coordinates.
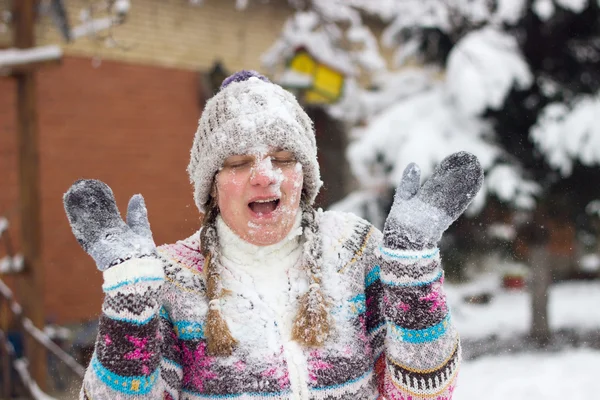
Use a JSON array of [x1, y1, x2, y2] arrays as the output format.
[[250, 163, 276, 187]]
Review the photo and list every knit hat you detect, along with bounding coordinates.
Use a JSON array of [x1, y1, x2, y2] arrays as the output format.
[[188, 70, 322, 212]]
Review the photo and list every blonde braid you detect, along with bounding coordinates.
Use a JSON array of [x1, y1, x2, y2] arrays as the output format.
[[291, 201, 332, 346], [200, 196, 238, 356]]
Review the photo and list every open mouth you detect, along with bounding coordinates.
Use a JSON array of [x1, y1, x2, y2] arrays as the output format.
[[248, 198, 280, 215]]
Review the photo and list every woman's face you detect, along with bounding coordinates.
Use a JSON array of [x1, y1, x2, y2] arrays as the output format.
[[214, 148, 304, 246]]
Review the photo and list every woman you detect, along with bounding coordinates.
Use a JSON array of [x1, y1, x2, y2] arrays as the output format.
[[64, 71, 483, 400]]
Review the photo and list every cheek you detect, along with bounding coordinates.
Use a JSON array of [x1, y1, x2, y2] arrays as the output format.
[[216, 172, 247, 208], [282, 170, 303, 200]]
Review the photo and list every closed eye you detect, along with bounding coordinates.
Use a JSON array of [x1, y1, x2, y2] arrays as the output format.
[[223, 155, 254, 169], [270, 151, 296, 165], [272, 157, 296, 165], [227, 161, 252, 168]]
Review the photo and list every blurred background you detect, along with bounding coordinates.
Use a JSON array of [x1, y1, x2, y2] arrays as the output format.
[[0, 1, 599, 399]]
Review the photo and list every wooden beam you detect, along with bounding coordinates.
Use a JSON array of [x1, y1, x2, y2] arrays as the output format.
[[13, 0, 47, 390], [1, 57, 62, 77]]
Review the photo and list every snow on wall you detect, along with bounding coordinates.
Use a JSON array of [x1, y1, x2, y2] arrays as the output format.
[[70, 17, 114, 40], [0, 46, 62, 69]]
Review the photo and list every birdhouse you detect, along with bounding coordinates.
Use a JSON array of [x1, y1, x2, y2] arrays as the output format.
[[280, 47, 345, 105]]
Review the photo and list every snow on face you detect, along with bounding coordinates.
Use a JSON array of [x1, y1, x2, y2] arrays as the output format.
[[215, 146, 304, 246]]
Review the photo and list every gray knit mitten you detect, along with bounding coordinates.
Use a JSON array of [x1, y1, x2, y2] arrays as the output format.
[[383, 151, 484, 251], [63, 180, 156, 271]]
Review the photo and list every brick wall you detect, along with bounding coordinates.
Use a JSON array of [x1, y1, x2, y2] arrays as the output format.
[[1, 56, 203, 323], [0, 0, 293, 72]]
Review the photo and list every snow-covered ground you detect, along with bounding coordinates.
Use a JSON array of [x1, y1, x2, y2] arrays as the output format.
[[446, 275, 600, 340], [446, 274, 600, 399], [455, 348, 600, 400]]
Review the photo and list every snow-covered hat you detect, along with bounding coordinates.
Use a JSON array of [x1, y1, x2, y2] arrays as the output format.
[[188, 70, 321, 213]]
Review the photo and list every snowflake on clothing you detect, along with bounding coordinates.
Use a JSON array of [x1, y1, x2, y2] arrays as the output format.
[[181, 342, 217, 391], [308, 350, 334, 383], [419, 280, 447, 313], [124, 335, 155, 375]]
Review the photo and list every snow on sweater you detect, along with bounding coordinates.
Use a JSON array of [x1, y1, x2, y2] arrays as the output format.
[[80, 210, 460, 400], [217, 212, 310, 399]]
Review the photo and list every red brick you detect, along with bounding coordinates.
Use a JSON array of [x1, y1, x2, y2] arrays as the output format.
[[1, 56, 202, 324]]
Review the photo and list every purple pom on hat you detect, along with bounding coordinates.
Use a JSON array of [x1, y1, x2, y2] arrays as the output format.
[[220, 70, 270, 89]]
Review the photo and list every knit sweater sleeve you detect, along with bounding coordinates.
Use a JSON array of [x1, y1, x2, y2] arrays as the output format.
[[79, 256, 183, 399], [363, 227, 460, 399]]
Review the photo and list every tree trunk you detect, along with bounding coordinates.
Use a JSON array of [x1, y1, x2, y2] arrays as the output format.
[[529, 245, 552, 346]]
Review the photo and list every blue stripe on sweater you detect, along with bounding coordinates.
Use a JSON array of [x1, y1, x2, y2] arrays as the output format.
[[91, 355, 159, 395], [102, 276, 163, 292], [106, 313, 155, 326], [388, 314, 450, 344], [365, 265, 380, 288], [349, 293, 366, 315], [379, 246, 439, 260], [159, 306, 170, 321], [380, 269, 443, 287], [174, 320, 205, 340]]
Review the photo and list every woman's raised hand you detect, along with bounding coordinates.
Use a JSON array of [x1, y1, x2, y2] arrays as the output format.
[[383, 151, 484, 251], [63, 179, 156, 271]]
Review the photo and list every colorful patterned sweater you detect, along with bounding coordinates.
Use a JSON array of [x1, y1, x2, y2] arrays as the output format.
[[80, 210, 460, 399]]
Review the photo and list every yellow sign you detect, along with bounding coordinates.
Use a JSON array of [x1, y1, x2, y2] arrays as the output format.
[[285, 47, 345, 104]]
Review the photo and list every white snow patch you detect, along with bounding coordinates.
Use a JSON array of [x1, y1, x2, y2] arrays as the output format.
[[455, 349, 600, 400], [446, 27, 533, 116], [44, 325, 72, 340], [533, 0, 556, 20], [278, 69, 313, 88], [0, 277, 13, 299], [0, 217, 7, 237], [329, 67, 436, 126], [493, 0, 527, 25], [329, 190, 388, 230], [485, 164, 540, 209], [71, 17, 113, 39], [579, 254, 600, 272], [586, 199, 600, 216], [262, 11, 356, 76], [555, 0, 588, 13], [530, 95, 600, 176], [0, 46, 62, 69], [447, 277, 600, 339], [487, 223, 516, 241], [0, 254, 24, 274], [341, 83, 538, 214], [14, 358, 58, 400], [112, 0, 131, 15]]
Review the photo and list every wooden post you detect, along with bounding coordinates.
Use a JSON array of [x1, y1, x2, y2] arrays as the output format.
[[530, 245, 552, 346], [1, 301, 12, 399], [12, 0, 47, 389]]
